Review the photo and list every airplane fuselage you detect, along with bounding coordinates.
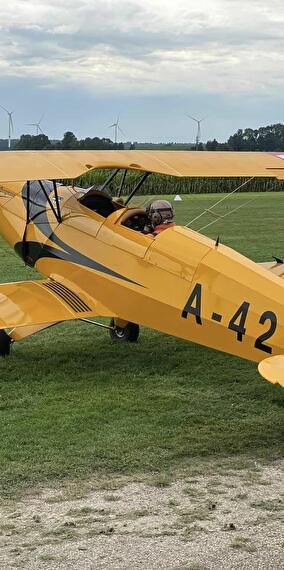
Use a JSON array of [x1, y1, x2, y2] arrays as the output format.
[[1, 180, 284, 365]]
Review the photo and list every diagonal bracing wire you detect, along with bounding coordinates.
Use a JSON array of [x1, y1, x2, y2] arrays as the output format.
[[197, 197, 258, 232], [196, 180, 280, 232], [185, 177, 255, 228]]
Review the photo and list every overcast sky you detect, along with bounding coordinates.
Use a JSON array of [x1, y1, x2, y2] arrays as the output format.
[[0, 0, 283, 142]]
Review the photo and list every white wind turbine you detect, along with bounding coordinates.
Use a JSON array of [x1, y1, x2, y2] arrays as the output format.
[[186, 115, 205, 150], [108, 116, 125, 144], [0, 105, 14, 149], [27, 114, 45, 135]]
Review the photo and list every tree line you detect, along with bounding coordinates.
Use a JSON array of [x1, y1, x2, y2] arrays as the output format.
[[205, 123, 284, 152], [12, 131, 124, 151], [1, 123, 283, 151]]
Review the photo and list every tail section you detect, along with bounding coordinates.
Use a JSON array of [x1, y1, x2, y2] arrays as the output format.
[[258, 355, 284, 388]]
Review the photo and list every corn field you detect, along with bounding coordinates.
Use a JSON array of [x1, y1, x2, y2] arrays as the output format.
[[76, 170, 283, 195]]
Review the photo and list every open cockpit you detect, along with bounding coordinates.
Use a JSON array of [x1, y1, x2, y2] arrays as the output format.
[[78, 167, 152, 235], [79, 188, 122, 218], [79, 188, 149, 233]]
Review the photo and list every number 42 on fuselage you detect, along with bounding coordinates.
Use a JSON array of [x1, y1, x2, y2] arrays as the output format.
[[0, 150, 284, 389]]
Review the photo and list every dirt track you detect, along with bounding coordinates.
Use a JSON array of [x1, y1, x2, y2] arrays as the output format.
[[0, 461, 283, 569]]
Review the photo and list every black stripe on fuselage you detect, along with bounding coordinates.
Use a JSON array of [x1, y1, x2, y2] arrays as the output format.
[[18, 181, 143, 287]]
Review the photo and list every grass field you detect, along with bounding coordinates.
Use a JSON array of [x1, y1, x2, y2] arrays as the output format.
[[0, 192, 283, 496]]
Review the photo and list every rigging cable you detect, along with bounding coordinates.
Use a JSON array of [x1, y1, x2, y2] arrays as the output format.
[[185, 177, 255, 228], [196, 180, 281, 233]]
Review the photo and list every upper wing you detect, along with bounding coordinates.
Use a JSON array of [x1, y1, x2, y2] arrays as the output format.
[[0, 151, 283, 189], [0, 279, 114, 330]]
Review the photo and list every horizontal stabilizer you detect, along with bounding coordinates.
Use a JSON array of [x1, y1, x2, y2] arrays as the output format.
[[259, 261, 284, 278], [258, 355, 284, 388]]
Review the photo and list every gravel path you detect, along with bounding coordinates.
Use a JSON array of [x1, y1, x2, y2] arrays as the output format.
[[0, 461, 283, 569]]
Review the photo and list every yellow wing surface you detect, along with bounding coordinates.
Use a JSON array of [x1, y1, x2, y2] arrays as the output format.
[[0, 279, 113, 330], [0, 151, 283, 187]]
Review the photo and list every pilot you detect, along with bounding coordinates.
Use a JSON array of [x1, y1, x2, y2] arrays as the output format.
[[145, 200, 175, 236]]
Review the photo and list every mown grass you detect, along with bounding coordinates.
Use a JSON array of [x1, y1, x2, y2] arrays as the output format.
[[0, 192, 283, 495]]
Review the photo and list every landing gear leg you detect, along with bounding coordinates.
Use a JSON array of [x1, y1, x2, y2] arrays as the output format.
[[0, 330, 12, 357], [109, 319, 140, 342]]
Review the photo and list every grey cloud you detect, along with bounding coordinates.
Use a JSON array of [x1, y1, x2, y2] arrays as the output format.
[[3, 18, 284, 64], [0, 0, 283, 100]]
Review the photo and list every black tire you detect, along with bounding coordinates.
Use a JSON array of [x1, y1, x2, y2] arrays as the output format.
[[109, 319, 140, 342], [0, 330, 11, 356]]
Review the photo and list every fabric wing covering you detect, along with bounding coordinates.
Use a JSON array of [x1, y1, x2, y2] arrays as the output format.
[[0, 151, 283, 190], [0, 280, 113, 329]]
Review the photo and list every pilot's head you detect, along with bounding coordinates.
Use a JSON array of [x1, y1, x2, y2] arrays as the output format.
[[147, 200, 174, 227]]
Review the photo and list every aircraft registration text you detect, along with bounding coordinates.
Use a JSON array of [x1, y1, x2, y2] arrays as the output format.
[[182, 283, 277, 354]]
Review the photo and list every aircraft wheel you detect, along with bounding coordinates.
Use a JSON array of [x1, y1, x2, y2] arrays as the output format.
[[0, 330, 12, 356], [109, 319, 140, 342]]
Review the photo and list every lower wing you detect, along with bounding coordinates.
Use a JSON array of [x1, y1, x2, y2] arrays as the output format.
[[0, 279, 114, 330]]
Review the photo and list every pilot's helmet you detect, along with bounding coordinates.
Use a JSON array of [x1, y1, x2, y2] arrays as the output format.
[[147, 200, 174, 227]]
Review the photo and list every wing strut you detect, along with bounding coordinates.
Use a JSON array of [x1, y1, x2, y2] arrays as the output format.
[[52, 180, 62, 223], [22, 180, 30, 262], [117, 169, 128, 197], [38, 180, 62, 223], [22, 179, 62, 263], [125, 172, 151, 205], [100, 168, 120, 191]]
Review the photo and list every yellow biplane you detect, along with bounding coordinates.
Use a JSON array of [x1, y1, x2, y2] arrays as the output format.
[[0, 150, 284, 388]]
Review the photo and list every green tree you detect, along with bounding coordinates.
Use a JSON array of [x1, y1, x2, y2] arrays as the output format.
[[226, 124, 284, 151], [206, 138, 219, 151], [60, 131, 78, 150], [256, 124, 284, 151], [14, 134, 51, 150], [227, 129, 247, 150]]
